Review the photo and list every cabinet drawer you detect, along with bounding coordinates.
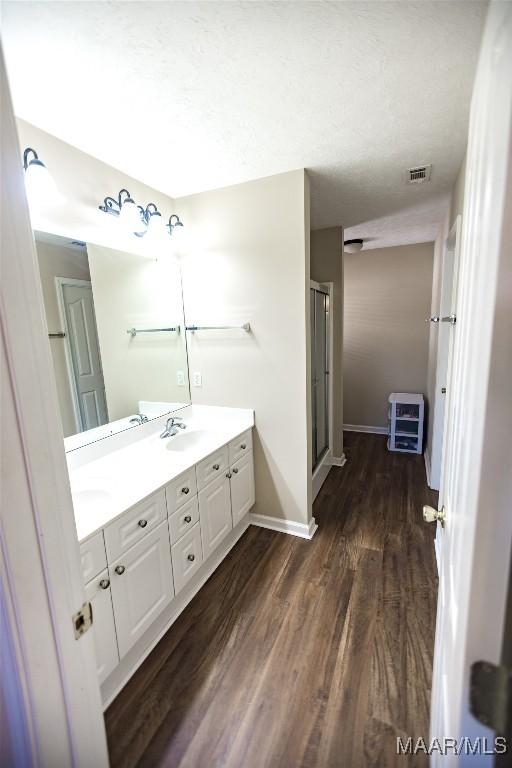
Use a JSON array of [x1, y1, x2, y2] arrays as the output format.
[[165, 467, 198, 515], [104, 490, 166, 563], [196, 445, 229, 490], [80, 531, 107, 584], [171, 522, 203, 594], [168, 495, 200, 545], [229, 429, 253, 465]]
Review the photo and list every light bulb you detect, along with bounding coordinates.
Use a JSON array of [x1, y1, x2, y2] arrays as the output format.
[[145, 212, 168, 244], [24, 161, 59, 207], [119, 199, 145, 235]]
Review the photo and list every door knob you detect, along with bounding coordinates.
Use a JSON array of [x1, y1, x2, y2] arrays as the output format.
[[423, 505, 446, 527]]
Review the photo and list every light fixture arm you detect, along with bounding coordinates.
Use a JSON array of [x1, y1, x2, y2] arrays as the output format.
[[167, 214, 184, 235], [23, 147, 45, 170], [98, 188, 135, 216]]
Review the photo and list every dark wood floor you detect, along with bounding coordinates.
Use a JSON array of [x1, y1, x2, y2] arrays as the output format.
[[106, 432, 438, 768]]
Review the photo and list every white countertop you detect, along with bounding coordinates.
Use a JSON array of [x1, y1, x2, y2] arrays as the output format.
[[68, 405, 254, 542]]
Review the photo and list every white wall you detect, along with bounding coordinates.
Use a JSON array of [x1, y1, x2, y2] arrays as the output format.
[[87, 243, 189, 421], [178, 170, 312, 525], [35, 238, 90, 436]]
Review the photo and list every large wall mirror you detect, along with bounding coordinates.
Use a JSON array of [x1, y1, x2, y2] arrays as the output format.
[[35, 231, 190, 447]]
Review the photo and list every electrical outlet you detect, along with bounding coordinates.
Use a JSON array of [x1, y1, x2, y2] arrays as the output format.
[[176, 370, 185, 386], [192, 372, 202, 387]]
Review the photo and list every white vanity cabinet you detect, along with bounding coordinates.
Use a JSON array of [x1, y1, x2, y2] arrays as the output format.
[[109, 520, 174, 658], [85, 569, 119, 684], [76, 422, 255, 700]]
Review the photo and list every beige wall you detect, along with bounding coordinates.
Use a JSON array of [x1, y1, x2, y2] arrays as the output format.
[[35, 238, 90, 436], [425, 153, 467, 473], [310, 226, 344, 458], [344, 243, 434, 428], [178, 170, 312, 526], [87, 244, 189, 421]]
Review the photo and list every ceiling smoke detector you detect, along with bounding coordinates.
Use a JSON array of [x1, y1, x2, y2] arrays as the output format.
[[406, 164, 432, 184], [344, 238, 363, 253]]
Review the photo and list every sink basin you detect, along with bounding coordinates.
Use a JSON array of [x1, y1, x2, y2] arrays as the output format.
[[165, 429, 210, 452]]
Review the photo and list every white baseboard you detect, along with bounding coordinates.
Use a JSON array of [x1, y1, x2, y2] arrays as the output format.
[[312, 449, 332, 501], [331, 453, 347, 467], [343, 424, 388, 435], [424, 449, 431, 487], [250, 512, 318, 540]]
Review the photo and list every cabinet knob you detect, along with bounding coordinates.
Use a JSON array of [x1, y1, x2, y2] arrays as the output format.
[[184, 515, 192, 523], [138, 519, 148, 528], [115, 565, 126, 575], [181, 486, 190, 494], [99, 578, 110, 590], [213, 464, 220, 471], [187, 553, 195, 562], [226, 472, 232, 479], [232, 467, 239, 474], [241, 443, 246, 450]]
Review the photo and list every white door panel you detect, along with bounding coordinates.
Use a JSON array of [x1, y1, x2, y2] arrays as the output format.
[[85, 570, 119, 685], [199, 475, 233, 560], [61, 281, 108, 430], [230, 452, 255, 526], [109, 521, 174, 658]]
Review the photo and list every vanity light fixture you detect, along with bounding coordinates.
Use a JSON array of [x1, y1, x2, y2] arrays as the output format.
[[99, 190, 184, 240], [99, 188, 146, 235], [23, 147, 59, 204]]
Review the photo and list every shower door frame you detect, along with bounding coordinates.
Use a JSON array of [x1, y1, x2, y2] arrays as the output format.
[[311, 280, 334, 499]]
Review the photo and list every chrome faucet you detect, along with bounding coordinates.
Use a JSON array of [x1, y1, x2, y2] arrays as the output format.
[[129, 413, 149, 425], [160, 416, 187, 438]]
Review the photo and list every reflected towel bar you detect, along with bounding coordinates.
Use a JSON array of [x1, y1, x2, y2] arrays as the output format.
[[127, 326, 180, 337], [185, 323, 251, 332], [49, 332, 66, 338]]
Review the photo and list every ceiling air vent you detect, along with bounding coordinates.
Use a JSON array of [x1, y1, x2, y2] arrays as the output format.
[[406, 164, 432, 184]]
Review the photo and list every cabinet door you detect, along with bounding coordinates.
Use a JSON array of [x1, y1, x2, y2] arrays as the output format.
[[85, 568, 119, 684], [199, 475, 233, 560], [230, 452, 255, 526], [110, 521, 174, 658]]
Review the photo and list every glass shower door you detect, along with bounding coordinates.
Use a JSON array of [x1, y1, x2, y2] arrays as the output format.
[[311, 285, 330, 470]]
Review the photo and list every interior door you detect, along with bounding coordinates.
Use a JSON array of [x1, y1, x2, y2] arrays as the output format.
[[311, 284, 330, 469], [430, 5, 512, 762], [429, 217, 461, 491], [61, 281, 108, 431]]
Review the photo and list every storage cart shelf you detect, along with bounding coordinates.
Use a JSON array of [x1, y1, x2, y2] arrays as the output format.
[[387, 393, 424, 454]]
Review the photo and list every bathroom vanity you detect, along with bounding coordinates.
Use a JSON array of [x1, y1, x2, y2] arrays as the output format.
[[70, 405, 255, 706]]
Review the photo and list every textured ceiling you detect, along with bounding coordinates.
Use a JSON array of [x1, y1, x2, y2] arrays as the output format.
[[2, 1, 487, 248]]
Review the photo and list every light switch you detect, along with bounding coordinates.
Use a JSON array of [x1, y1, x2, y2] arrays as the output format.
[[176, 370, 185, 386], [192, 372, 202, 387]]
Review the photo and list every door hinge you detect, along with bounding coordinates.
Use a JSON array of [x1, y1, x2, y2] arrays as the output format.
[[470, 661, 512, 735], [72, 601, 93, 640]]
